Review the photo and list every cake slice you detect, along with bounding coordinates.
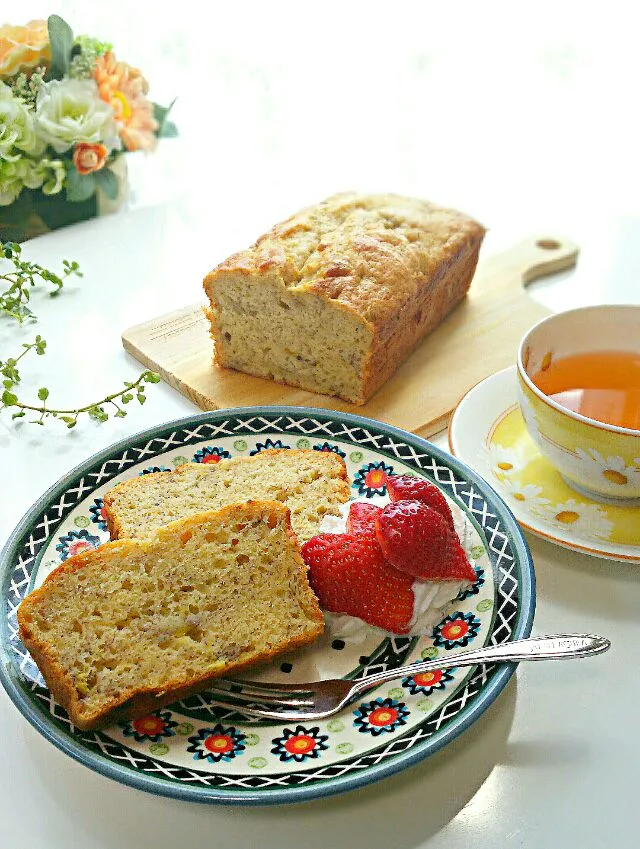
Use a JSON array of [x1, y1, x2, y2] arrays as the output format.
[[103, 449, 349, 544], [17, 501, 324, 731]]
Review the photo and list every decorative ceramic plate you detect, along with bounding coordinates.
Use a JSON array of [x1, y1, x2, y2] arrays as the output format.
[[1, 407, 534, 805], [449, 368, 640, 563]]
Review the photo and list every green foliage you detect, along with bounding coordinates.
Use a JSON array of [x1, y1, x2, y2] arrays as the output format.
[[47, 15, 75, 80], [94, 167, 118, 200], [69, 34, 113, 79], [153, 100, 178, 138], [9, 67, 47, 108], [0, 339, 160, 427], [0, 241, 82, 322], [0, 241, 160, 427], [65, 165, 97, 203]]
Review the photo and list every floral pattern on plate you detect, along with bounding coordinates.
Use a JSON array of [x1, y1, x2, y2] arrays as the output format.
[[192, 446, 232, 464], [271, 726, 329, 762]]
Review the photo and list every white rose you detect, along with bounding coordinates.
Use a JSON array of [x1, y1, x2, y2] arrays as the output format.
[[35, 79, 121, 154], [0, 81, 43, 161]]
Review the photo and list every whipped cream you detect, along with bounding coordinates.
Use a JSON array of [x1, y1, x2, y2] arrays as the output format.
[[318, 496, 475, 639]]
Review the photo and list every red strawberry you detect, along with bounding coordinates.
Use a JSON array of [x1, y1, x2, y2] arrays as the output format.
[[301, 533, 415, 634], [447, 537, 478, 584], [386, 475, 455, 532], [346, 501, 382, 541], [375, 501, 450, 579], [375, 500, 475, 582]]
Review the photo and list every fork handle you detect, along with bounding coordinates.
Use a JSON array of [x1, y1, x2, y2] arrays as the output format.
[[349, 634, 610, 697]]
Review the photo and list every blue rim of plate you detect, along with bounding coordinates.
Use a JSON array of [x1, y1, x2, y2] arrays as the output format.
[[0, 406, 535, 806]]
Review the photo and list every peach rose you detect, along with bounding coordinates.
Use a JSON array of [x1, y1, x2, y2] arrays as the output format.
[[72, 142, 108, 175], [0, 20, 50, 79]]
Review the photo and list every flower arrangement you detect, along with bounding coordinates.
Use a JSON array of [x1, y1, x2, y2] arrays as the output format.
[[0, 15, 176, 241]]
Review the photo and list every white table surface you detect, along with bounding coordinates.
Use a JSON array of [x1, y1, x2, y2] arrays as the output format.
[[2, 3, 639, 847]]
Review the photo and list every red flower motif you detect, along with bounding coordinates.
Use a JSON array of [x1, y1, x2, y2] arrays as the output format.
[[68, 540, 94, 557], [441, 620, 470, 641], [367, 706, 399, 727], [132, 715, 167, 737], [364, 468, 387, 489], [413, 669, 444, 688], [284, 734, 317, 756], [204, 733, 235, 755], [201, 454, 221, 464]]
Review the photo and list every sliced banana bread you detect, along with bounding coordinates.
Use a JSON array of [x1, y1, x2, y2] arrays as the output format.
[[18, 501, 324, 730], [103, 449, 349, 543]]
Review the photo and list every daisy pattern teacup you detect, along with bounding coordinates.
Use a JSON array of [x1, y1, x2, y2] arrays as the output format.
[[517, 305, 640, 503]]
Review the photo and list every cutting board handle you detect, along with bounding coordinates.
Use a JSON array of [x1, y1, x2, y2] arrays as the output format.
[[481, 235, 580, 286]]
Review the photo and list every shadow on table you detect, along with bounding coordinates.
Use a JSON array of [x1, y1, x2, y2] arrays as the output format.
[[526, 533, 640, 623], [25, 676, 518, 849]]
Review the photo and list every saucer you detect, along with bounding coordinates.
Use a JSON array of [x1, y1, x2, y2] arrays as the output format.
[[449, 367, 640, 563]]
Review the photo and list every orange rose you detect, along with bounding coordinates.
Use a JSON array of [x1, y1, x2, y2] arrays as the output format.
[[73, 142, 109, 175], [0, 20, 50, 79]]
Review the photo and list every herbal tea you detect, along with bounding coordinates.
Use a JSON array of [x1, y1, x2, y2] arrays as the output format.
[[531, 351, 640, 430]]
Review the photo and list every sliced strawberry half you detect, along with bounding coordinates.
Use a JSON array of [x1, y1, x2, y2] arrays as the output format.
[[301, 532, 415, 634], [375, 499, 476, 583], [346, 501, 382, 541], [446, 537, 478, 583], [386, 475, 455, 532]]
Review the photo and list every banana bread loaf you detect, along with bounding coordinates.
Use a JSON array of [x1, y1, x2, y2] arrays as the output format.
[[18, 501, 324, 730], [203, 193, 485, 404], [103, 449, 349, 543]]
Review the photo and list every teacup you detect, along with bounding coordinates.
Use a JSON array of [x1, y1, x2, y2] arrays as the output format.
[[517, 305, 640, 503]]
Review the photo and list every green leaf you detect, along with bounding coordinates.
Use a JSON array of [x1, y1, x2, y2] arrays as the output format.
[[65, 166, 97, 203], [95, 167, 118, 200], [37, 387, 49, 401], [144, 371, 161, 383], [159, 119, 178, 138], [2, 390, 18, 406], [12, 411, 25, 419], [153, 99, 178, 137], [115, 409, 127, 418], [47, 15, 74, 79], [66, 421, 77, 428]]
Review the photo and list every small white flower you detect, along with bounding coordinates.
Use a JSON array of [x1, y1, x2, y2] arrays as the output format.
[[518, 391, 543, 444], [575, 448, 640, 489], [35, 79, 121, 154], [539, 498, 614, 541], [485, 443, 521, 479], [498, 479, 551, 515]]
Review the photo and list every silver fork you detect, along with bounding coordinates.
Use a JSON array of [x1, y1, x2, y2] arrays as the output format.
[[204, 634, 610, 722]]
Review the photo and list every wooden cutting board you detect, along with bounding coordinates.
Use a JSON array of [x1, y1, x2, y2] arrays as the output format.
[[122, 236, 578, 438]]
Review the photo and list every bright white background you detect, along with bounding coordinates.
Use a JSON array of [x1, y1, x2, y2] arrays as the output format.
[[1, 2, 639, 847]]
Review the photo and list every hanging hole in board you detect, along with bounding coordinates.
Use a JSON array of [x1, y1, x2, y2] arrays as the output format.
[[536, 238, 561, 250]]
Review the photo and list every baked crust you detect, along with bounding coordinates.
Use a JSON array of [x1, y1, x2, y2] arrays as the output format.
[[203, 193, 485, 404]]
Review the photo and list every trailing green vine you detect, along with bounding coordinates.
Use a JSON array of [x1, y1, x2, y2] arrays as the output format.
[[0, 241, 81, 322], [0, 241, 160, 427]]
